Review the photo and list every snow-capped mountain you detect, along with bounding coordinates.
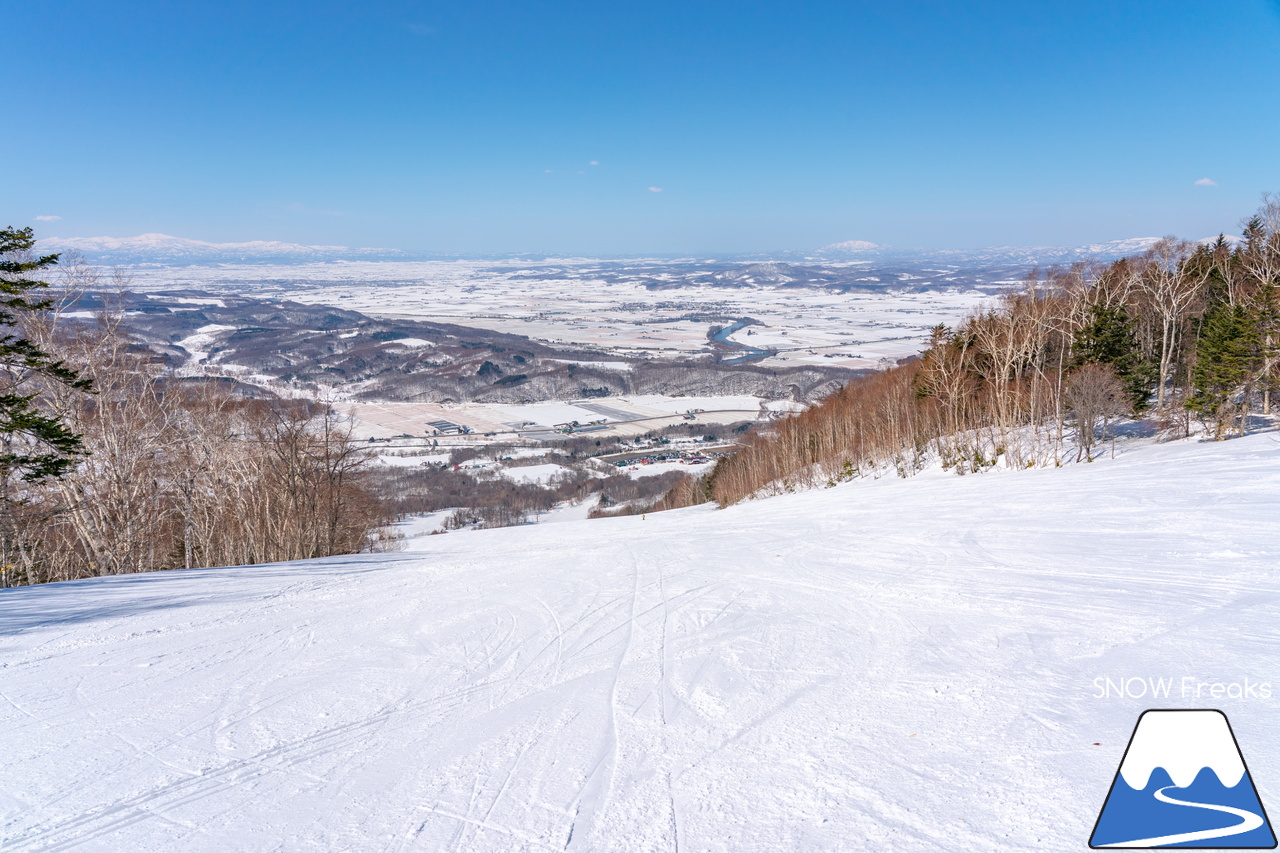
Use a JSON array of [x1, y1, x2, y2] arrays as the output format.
[[38, 233, 405, 265], [925, 238, 1166, 266], [708, 261, 810, 286], [821, 239, 882, 253], [813, 236, 1238, 266]]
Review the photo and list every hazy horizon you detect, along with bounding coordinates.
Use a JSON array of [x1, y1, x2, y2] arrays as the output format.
[[33, 231, 1241, 265]]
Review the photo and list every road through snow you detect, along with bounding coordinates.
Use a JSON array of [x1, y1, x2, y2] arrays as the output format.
[[3, 433, 1280, 851]]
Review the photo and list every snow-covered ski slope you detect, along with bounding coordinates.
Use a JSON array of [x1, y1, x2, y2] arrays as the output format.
[[3, 433, 1279, 852]]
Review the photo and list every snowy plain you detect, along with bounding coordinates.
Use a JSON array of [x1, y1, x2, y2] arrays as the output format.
[[113, 259, 994, 371], [2, 432, 1279, 851]]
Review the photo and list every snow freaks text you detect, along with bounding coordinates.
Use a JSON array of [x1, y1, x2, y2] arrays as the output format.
[[1093, 677, 1273, 701]]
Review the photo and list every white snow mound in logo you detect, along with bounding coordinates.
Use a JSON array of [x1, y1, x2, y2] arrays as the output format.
[[1119, 710, 1246, 790]]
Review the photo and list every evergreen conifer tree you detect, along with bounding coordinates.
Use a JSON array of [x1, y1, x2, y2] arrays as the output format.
[[1188, 303, 1261, 437], [0, 227, 93, 486], [1072, 303, 1154, 412]]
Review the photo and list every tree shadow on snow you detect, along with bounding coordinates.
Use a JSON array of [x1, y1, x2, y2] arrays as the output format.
[[0, 554, 413, 636], [1110, 418, 1160, 439]]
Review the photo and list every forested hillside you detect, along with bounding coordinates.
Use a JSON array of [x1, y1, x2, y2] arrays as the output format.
[[0, 230, 392, 587], [659, 198, 1280, 508]]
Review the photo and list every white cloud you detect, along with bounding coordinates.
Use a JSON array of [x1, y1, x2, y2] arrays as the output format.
[[1194, 178, 1218, 186], [35, 214, 61, 222], [544, 169, 553, 173], [589, 160, 599, 166], [648, 186, 663, 193]]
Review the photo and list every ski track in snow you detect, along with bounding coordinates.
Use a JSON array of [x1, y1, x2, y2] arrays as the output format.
[[2, 433, 1280, 851]]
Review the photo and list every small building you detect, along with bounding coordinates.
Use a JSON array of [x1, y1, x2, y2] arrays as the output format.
[[426, 420, 466, 436]]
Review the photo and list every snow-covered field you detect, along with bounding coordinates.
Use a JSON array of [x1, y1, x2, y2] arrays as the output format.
[[3, 432, 1279, 851], [498, 463, 574, 484], [117, 260, 994, 370], [337, 395, 768, 441], [617, 459, 717, 479]]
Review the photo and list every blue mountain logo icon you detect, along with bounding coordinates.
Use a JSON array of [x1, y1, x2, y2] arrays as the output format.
[[1090, 709, 1276, 848]]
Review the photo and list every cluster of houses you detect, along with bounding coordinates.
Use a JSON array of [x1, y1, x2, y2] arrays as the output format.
[[553, 419, 609, 435], [615, 450, 716, 468]]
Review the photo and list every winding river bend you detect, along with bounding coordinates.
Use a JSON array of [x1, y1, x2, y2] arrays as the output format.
[[710, 319, 773, 364]]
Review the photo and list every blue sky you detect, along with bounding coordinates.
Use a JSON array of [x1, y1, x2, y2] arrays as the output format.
[[5, 1, 1280, 254]]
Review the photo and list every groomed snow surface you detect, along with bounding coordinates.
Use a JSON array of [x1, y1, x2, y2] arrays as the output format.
[[3, 433, 1280, 851]]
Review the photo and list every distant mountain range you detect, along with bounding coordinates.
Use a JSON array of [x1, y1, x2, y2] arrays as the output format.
[[35, 232, 1238, 268], [37, 233, 406, 265], [807, 236, 1236, 266]]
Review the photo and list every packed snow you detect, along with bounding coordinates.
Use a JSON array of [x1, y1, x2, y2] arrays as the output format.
[[3, 432, 1279, 851]]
